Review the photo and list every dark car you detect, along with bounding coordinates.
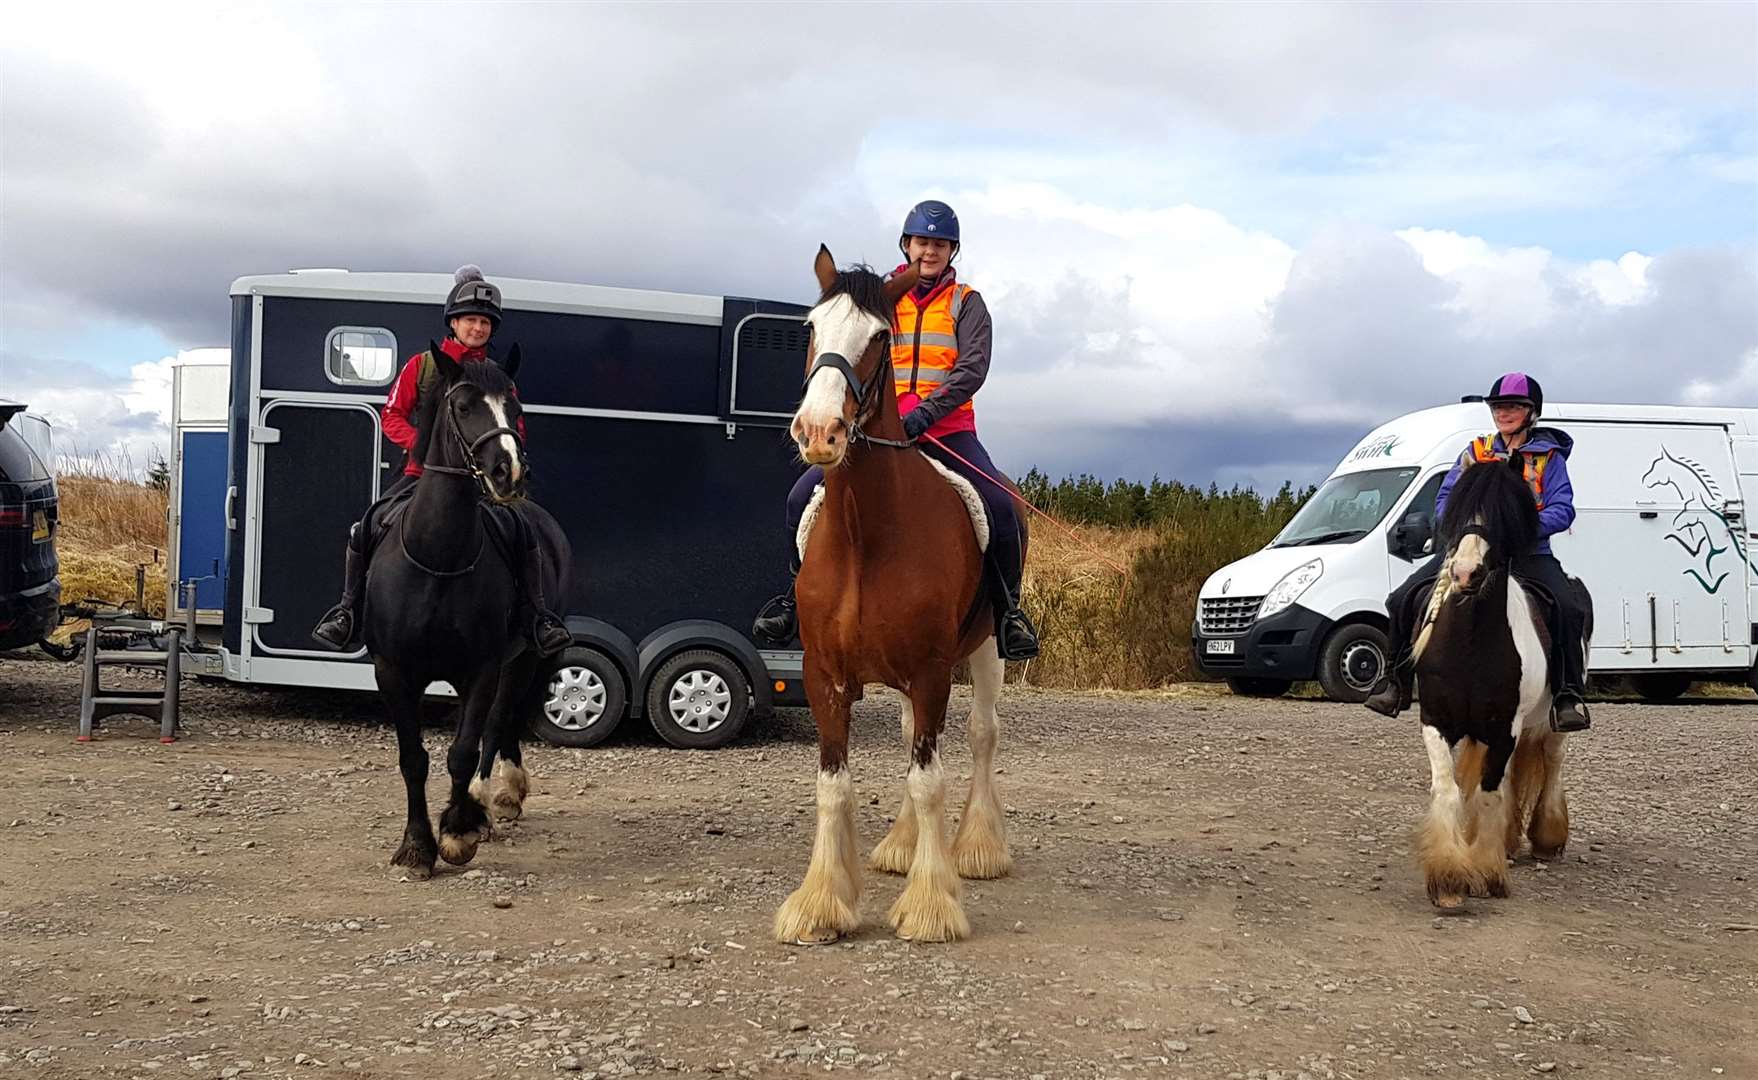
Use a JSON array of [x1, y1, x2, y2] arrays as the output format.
[[0, 401, 60, 651]]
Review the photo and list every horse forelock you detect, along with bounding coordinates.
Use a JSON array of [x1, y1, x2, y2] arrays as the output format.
[[1438, 459, 1537, 562], [816, 265, 892, 325]]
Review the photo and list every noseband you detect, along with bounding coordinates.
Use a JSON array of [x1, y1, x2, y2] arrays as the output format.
[[802, 344, 915, 451], [422, 381, 525, 495]]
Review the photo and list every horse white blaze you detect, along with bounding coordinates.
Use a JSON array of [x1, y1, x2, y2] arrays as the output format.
[[1451, 533, 1488, 588], [792, 295, 887, 467], [889, 752, 969, 942], [773, 767, 862, 943], [484, 394, 522, 487], [953, 637, 1012, 879]]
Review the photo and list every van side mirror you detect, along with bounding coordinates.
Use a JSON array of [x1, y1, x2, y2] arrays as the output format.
[[1388, 513, 1433, 561]]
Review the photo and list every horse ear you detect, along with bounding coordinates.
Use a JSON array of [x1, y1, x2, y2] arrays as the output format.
[[501, 343, 522, 382], [883, 261, 920, 308], [814, 245, 837, 294], [430, 340, 461, 382]]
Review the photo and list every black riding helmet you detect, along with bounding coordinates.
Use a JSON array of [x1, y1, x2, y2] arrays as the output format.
[[444, 265, 502, 330]]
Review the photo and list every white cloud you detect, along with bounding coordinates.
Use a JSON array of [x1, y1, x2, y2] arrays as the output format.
[[5, 349, 225, 476]]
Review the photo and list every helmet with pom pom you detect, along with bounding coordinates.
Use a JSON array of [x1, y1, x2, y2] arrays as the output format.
[[443, 264, 502, 329]]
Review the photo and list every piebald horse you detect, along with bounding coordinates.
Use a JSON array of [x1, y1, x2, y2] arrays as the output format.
[[774, 248, 1016, 945], [1412, 455, 1581, 908]]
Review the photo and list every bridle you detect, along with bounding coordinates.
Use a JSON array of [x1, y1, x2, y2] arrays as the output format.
[[801, 333, 915, 451], [421, 381, 525, 496]]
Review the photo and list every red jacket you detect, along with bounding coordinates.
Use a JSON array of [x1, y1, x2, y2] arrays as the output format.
[[382, 337, 526, 477]]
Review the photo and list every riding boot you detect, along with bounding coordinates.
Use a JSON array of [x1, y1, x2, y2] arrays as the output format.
[[1364, 588, 1414, 717], [1550, 614, 1592, 733], [989, 543, 1040, 662], [752, 558, 801, 645], [519, 540, 572, 658], [311, 524, 367, 650]]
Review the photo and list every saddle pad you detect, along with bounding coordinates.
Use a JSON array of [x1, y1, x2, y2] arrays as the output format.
[[796, 452, 990, 563]]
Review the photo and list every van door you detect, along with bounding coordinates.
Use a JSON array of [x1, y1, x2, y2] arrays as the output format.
[[1552, 422, 1749, 673]]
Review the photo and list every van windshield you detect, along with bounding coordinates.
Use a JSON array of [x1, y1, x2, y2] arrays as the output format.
[[1271, 467, 1419, 548]]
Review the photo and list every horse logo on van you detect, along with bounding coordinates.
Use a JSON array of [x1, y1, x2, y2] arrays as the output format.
[[1641, 447, 1753, 595]]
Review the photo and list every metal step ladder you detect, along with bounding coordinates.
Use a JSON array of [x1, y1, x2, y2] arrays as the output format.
[[73, 583, 214, 743]]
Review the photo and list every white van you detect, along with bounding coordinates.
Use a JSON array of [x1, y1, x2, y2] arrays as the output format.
[[1193, 401, 1758, 703]]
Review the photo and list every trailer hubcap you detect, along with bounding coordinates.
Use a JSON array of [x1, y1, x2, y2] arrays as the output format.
[[546, 666, 607, 730], [668, 670, 732, 734]]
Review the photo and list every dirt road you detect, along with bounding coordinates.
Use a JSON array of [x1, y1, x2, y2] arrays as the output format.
[[1, 655, 1753, 1080]]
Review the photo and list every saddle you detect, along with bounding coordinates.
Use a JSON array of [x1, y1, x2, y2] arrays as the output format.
[[796, 453, 991, 562], [367, 486, 526, 568]]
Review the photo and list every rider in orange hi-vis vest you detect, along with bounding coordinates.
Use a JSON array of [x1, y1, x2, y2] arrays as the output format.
[[753, 200, 1040, 661]]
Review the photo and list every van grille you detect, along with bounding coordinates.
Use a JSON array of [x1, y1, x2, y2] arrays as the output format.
[[1200, 596, 1263, 636]]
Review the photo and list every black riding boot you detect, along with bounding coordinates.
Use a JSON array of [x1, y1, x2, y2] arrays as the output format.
[[1550, 614, 1592, 733], [311, 525, 367, 650], [752, 558, 801, 645], [989, 543, 1040, 662], [520, 541, 572, 658], [1364, 596, 1413, 718]]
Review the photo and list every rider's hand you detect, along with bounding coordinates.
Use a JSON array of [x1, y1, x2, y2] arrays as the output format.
[[902, 409, 931, 440]]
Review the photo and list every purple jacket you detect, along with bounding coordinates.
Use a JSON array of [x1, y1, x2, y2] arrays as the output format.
[[1434, 427, 1576, 555]]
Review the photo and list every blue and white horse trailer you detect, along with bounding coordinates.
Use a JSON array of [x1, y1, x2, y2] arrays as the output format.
[[178, 269, 814, 747]]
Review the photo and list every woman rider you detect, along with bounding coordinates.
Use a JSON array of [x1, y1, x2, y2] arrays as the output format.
[[751, 200, 1040, 661], [1364, 372, 1592, 732]]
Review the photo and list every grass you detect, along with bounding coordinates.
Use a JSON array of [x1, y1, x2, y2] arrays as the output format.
[[49, 458, 171, 623]]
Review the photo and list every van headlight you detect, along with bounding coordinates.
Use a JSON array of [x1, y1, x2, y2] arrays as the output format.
[[1258, 559, 1323, 619]]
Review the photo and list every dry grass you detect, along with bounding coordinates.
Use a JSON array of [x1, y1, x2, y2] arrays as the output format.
[[51, 473, 170, 618]]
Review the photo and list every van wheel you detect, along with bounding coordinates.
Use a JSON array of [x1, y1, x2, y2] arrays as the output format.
[[646, 650, 751, 749], [1226, 677, 1291, 698], [1317, 623, 1389, 703], [528, 647, 628, 748], [1631, 672, 1692, 702]]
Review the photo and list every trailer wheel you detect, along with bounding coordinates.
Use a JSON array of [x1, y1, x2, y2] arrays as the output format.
[[646, 649, 751, 750], [1225, 676, 1291, 698], [1316, 623, 1389, 703], [1630, 672, 1693, 702], [529, 646, 628, 748]]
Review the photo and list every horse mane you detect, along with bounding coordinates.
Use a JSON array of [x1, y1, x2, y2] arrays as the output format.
[[817, 264, 893, 325], [1438, 456, 1539, 558]]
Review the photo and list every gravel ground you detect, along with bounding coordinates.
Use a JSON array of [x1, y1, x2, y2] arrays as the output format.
[[1, 653, 1754, 1080]]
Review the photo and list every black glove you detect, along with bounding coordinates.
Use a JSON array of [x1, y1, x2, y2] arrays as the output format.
[[902, 408, 931, 440]]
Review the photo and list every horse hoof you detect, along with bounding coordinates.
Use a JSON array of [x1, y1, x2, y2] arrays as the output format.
[[491, 798, 524, 824], [785, 929, 843, 947], [1531, 843, 1565, 860], [1432, 892, 1466, 910], [438, 832, 479, 866]]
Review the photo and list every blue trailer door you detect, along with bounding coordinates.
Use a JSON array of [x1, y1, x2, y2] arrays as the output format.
[[174, 429, 229, 612]]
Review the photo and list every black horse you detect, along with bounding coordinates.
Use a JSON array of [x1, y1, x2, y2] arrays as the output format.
[[1410, 455, 1588, 908], [362, 344, 572, 879]]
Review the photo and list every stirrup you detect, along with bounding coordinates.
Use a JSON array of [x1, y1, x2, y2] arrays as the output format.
[[1550, 695, 1591, 733], [997, 608, 1040, 662], [311, 605, 356, 651], [533, 613, 571, 657], [752, 594, 797, 645]]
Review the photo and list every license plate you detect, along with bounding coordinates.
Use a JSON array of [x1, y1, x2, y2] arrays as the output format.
[[31, 510, 49, 542], [1205, 639, 1236, 655]]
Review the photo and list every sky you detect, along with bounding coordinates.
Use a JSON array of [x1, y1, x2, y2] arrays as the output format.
[[2, 2, 1755, 488]]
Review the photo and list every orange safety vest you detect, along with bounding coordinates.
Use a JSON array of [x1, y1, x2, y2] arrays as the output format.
[[892, 282, 975, 425], [1467, 435, 1550, 509]]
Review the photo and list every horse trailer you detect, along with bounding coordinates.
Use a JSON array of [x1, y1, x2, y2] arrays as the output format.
[[1193, 401, 1758, 702], [172, 270, 813, 748]]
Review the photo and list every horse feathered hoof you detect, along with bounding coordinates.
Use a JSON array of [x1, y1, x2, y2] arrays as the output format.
[[490, 762, 530, 822], [391, 833, 438, 880]]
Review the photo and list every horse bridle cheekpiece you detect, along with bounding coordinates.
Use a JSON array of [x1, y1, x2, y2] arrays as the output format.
[[802, 346, 915, 451], [422, 381, 524, 495]]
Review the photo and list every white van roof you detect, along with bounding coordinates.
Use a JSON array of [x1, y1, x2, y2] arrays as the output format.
[[1333, 402, 1758, 477]]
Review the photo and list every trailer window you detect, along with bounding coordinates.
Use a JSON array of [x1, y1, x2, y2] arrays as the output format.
[[324, 327, 399, 386]]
